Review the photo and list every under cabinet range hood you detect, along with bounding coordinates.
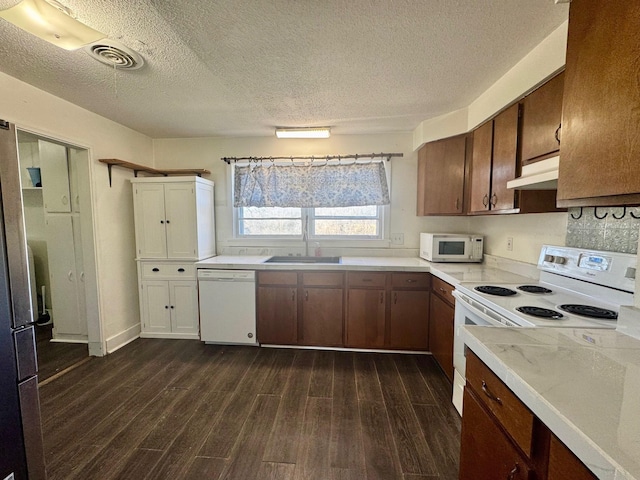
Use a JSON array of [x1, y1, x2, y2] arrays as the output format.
[[507, 156, 559, 190]]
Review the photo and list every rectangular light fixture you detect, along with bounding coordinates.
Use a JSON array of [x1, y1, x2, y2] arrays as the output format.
[[275, 127, 331, 139], [0, 0, 105, 50]]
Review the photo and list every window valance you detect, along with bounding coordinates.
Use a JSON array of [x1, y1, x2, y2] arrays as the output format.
[[234, 162, 390, 208]]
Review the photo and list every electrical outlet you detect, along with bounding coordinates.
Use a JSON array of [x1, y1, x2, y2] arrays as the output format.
[[507, 237, 513, 251], [391, 233, 404, 245]]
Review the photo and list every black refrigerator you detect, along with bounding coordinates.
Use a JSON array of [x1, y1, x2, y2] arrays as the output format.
[[0, 119, 47, 480]]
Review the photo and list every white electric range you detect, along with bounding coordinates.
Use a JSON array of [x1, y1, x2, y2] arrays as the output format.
[[451, 244, 637, 414]]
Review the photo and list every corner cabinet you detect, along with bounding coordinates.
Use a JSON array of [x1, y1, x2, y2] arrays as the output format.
[[131, 176, 215, 339], [417, 134, 468, 215], [131, 177, 215, 260], [557, 0, 640, 207]]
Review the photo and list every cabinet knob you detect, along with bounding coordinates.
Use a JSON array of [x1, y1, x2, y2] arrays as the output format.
[[166, 220, 170, 224], [247, 333, 253, 339], [170, 305, 174, 309], [165, 305, 169, 309], [152, 268, 160, 272], [507, 464, 519, 480], [178, 268, 185, 272], [160, 220, 164, 224]]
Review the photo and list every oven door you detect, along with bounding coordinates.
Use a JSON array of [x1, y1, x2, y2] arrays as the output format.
[[451, 290, 518, 415]]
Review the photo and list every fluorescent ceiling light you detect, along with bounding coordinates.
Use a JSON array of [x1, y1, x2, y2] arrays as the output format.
[[0, 0, 105, 50], [275, 127, 331, 139]]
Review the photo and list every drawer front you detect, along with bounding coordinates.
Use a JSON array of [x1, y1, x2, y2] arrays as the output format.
[[141, 262, 195, 280], [466, 351, 535, 457], [391, 272, 430, 289], [432, 276, 455, 305], [303, 272, 344, 287], [258, 271, 298, 286], [347, 272, 387, 288]]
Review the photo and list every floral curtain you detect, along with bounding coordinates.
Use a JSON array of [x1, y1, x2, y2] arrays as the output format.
[[234, 162, 390, 208]]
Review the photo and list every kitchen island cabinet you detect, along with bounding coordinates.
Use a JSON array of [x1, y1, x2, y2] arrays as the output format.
[[417, 134, 468, 215], [557, 0, 640, 207]]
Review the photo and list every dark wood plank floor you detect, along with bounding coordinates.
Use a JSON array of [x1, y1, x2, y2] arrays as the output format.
[[35, 324, 88, 382], [39, 339, 461, 480]]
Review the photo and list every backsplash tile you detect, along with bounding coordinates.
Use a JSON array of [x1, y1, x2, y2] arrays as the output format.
[[567, 207, 640, 254]]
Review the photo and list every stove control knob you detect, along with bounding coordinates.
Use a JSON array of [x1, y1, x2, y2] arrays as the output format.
[[553, 256, 566, 265], [544, 254, 555, 263]]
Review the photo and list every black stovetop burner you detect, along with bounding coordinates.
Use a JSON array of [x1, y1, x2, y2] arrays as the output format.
[[517, 285, 553, 294], [516, 306, 564, 319], [474, 286, 518, 296], [558, 304, 618, 320]]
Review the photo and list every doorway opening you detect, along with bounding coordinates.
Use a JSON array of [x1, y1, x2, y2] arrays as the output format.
[[17, 130, 102, 382]]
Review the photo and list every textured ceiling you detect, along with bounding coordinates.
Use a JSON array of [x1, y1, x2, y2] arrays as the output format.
[[0, 0, 568, 138]]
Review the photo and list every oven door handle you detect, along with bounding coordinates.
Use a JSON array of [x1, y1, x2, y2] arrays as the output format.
[[452, 290, 518, 327]]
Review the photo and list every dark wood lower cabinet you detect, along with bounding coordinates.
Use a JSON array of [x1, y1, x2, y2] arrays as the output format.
[[460, 388, 532, 480], [257, 286, 297, 344], [429, 293, 454, 381], [300, 287, 344, 346], [389, 290, 430, 350], [461, 351, 600, 480], [345, 288, 386, 348]]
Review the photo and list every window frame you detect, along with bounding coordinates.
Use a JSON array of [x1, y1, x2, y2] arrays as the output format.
[[230, 159, 391, 242]]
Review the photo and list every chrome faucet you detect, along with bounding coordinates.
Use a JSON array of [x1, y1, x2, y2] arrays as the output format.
[[302, 217, 309, 256]]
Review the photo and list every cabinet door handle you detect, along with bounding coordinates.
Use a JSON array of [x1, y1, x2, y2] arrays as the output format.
[[394, 292, 397, 304], [439, 287, 446, 293], [380, 292, 384, 304], [554, 123, 562, 145], [455, 198, 460, 210], [362, 278, 372, 282], [68, 271, 74, 282], [507, 463, 519, 480], [305, 290, 309, 301], [481, 380, 502, 404], [152, 268, 160, 272], [490, 193, 497, 207], [405, 279, 417, 283], [482, 194, 489, 207], [177, 268, 185, 272], [291, 289, 296, 302], [61, 195, 68, 205]]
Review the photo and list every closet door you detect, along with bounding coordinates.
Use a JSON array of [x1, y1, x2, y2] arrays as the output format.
[[39, 140, 71, 213], [45, 215, 82, 339]]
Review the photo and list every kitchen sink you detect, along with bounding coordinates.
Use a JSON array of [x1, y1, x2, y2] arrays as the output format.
[[264, 256, 342, 264]]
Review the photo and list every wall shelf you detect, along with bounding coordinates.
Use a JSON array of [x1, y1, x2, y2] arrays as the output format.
[[98, 159, 210, 187]]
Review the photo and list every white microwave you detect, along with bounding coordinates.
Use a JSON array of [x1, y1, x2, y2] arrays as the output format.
[[420, 233, 483, 263]]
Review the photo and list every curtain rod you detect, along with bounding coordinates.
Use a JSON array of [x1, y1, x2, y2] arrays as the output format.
[[221, 152, 403, 165]]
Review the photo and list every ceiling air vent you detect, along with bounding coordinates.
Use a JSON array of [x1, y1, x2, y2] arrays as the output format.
[[85, 39, 144, 70]]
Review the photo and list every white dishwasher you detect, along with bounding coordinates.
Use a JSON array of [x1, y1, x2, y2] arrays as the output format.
[[197, 269, 258, 345]]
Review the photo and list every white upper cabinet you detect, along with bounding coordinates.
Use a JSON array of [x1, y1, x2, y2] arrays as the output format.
[[39, 140, 71, 213], [131, 176, 215, 260]]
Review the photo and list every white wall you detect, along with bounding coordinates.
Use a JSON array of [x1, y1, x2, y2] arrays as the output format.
[[0, 71, 154, 354], [153, 133, 471, 256]]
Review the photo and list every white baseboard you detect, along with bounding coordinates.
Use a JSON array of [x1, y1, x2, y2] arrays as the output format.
[[106, 323, 141, 354], [139, 332, 200, 340]]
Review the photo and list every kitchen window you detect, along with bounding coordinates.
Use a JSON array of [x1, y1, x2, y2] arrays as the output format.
[[232, 159, 390, 240], [236, 205, 383, 239]]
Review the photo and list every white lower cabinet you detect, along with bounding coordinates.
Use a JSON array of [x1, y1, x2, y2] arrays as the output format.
[[138, 261, 199, 339]]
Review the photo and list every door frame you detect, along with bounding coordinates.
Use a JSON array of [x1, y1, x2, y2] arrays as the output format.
[[16, 126, 105, 356]]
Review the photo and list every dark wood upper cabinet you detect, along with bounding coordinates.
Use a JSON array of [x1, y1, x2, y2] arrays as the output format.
[[557, 0, 640, 207], [417, 134, 467, 215], [468, 120, 494, 213], [491, 104, 520, 212], [520, 71, 564, 165]]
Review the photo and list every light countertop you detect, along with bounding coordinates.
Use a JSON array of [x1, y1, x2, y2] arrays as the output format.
[[462, 326, 640, 480], [195, 255, 535, 287]]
